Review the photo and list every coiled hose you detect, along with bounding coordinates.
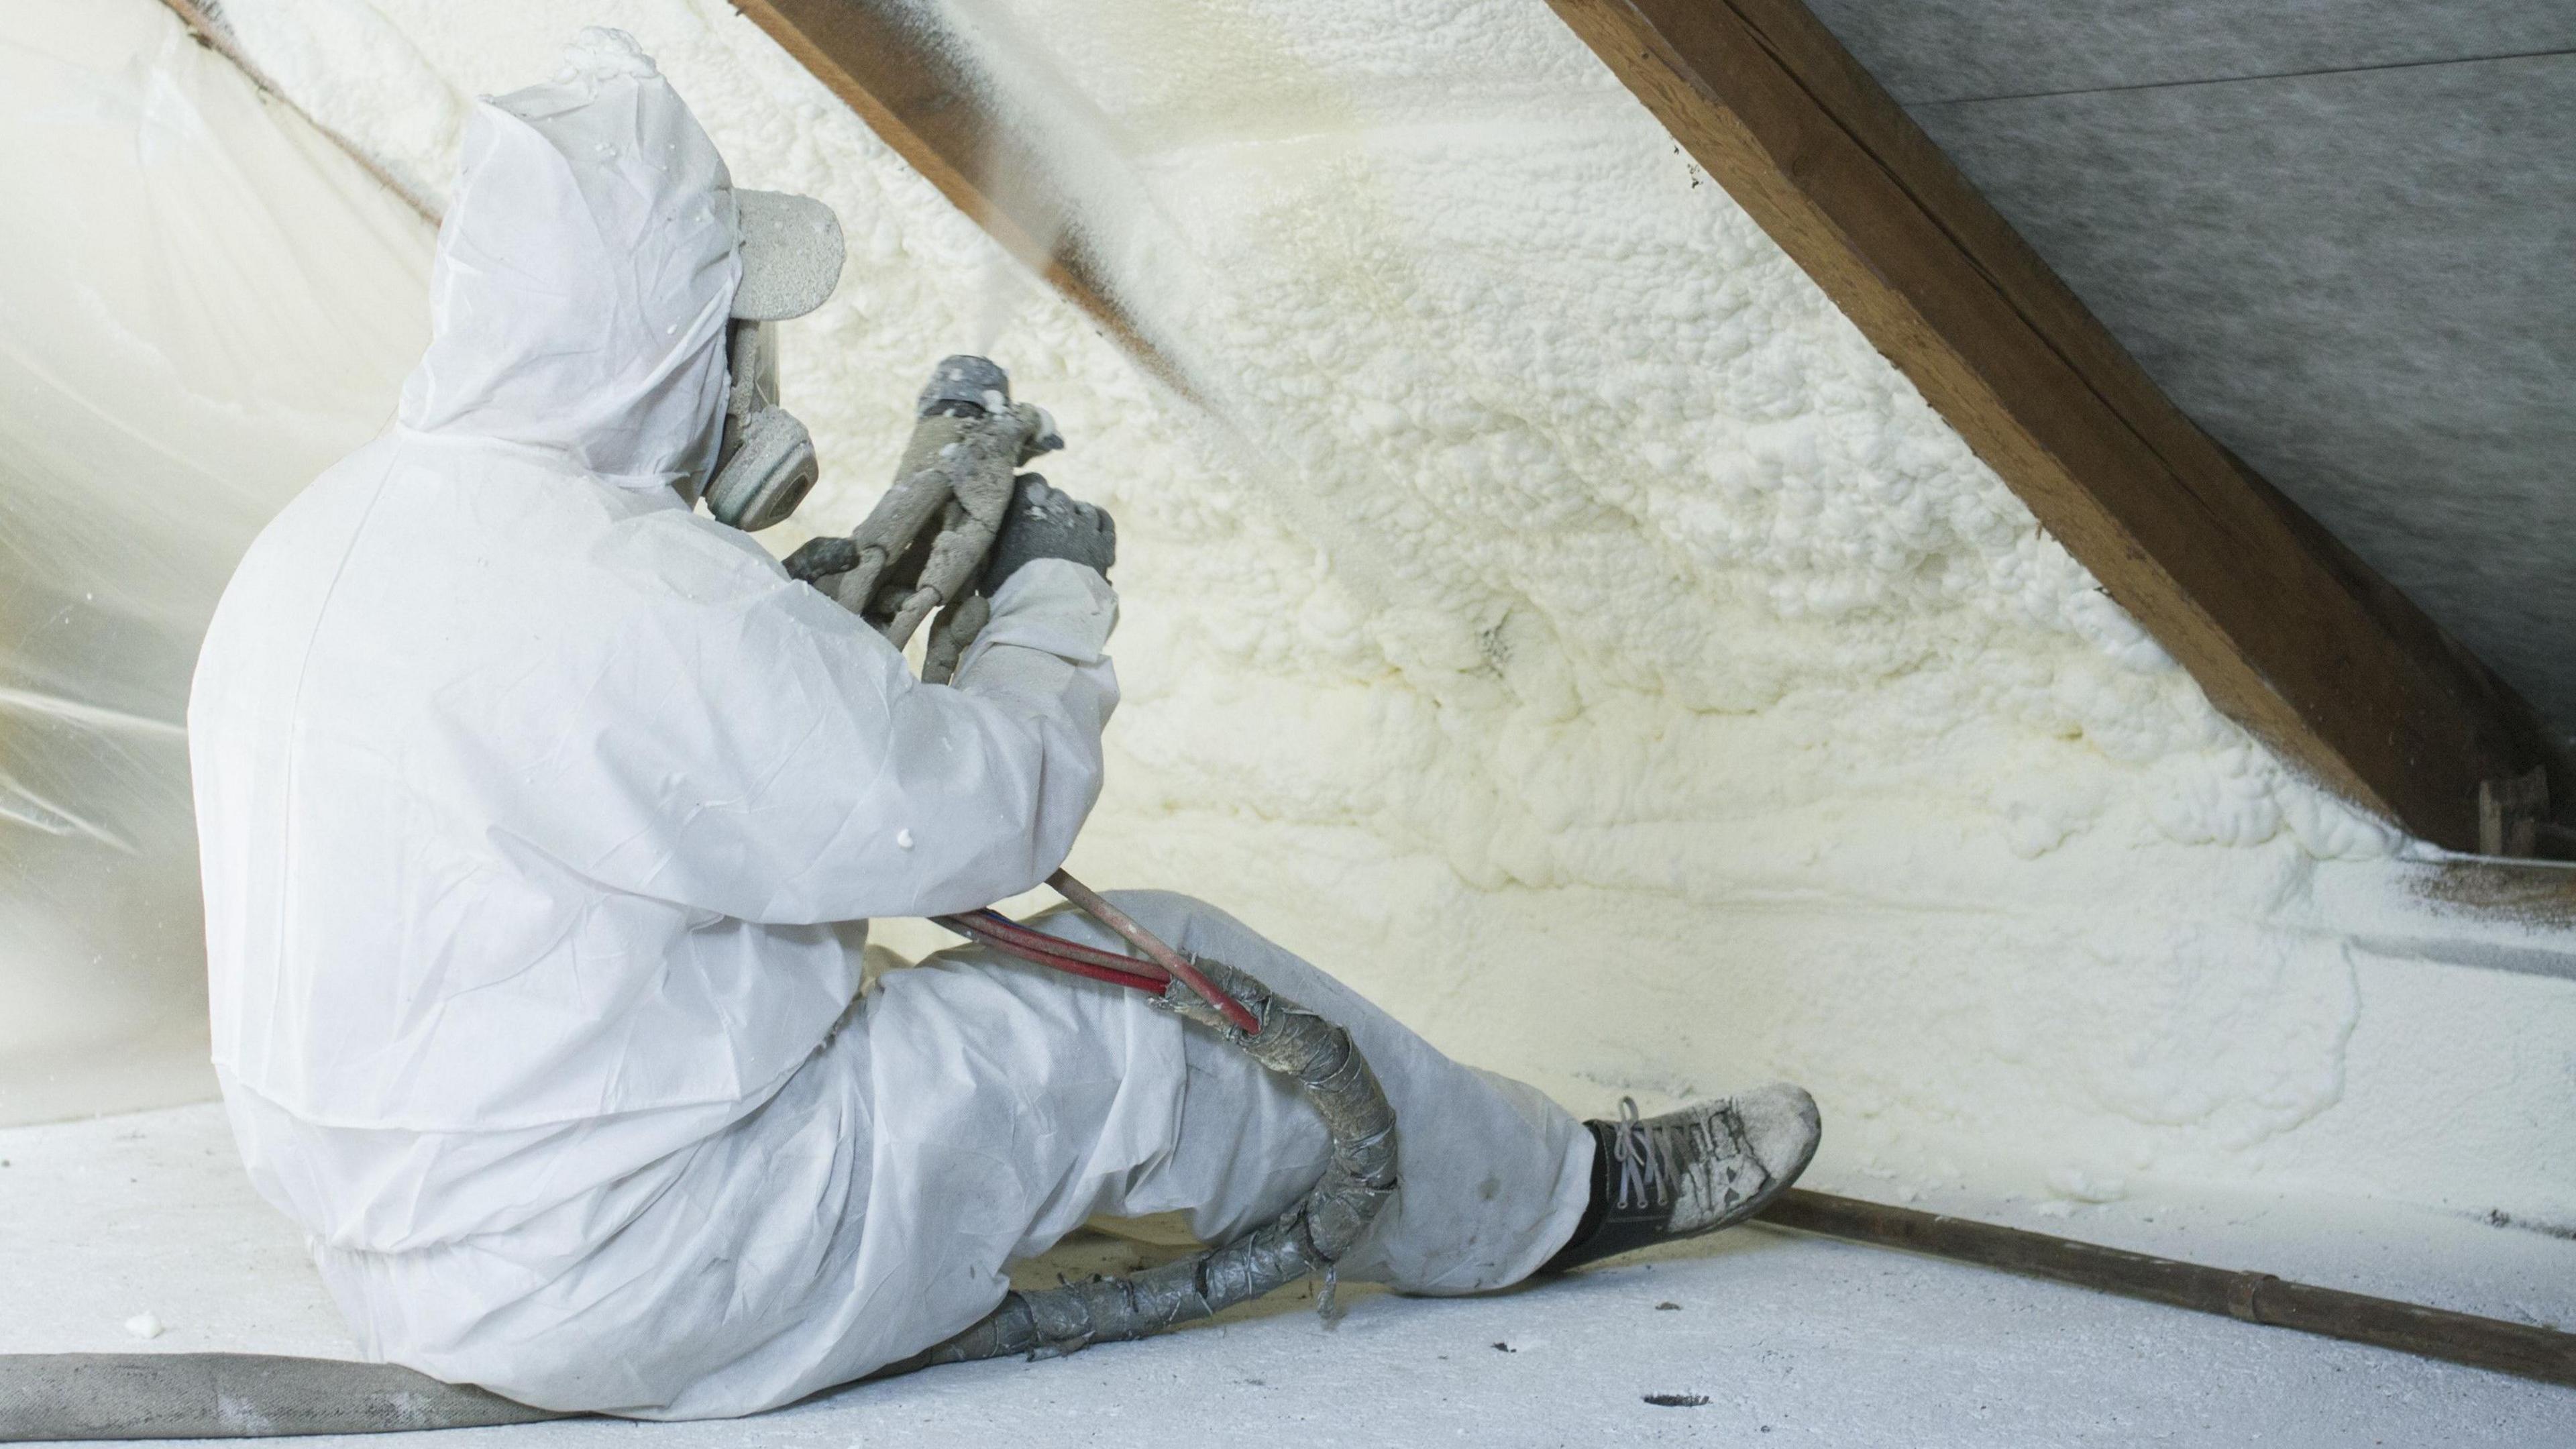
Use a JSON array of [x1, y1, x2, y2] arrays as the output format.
[[0, 895, 1394, 1440], [902, 955, 1397, 1366]]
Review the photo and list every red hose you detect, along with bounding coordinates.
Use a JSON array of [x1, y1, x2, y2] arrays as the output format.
[[1046, 872, 1260, 1034], [963, 910, 1171, 981], [933, 914, 1169, 994], [928, 873, 1260, 1034]]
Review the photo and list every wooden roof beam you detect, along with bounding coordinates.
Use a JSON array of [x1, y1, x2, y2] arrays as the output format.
[[1547, 0, 2566, 854], [733, 0, 1180, 389]]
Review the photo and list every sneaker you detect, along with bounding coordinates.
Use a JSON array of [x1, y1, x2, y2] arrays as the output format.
[[1541, 1083, 1821, 1272]]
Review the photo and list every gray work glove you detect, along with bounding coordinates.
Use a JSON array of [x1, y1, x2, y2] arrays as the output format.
[[981, 473, 1116, 591]]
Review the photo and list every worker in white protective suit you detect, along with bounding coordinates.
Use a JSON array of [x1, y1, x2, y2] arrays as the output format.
[[189, 31, 1820, 1419]]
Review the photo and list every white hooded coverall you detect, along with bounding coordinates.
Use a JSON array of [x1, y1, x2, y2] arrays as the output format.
[[189, 42, 1592, 1419]]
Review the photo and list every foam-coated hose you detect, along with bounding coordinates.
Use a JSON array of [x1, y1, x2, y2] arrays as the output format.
[[894, 957, 1398, 1366], [0, 1353, 566, 1440], [0, 946, 1353, 1440], [0, 944, 1387, 1438]]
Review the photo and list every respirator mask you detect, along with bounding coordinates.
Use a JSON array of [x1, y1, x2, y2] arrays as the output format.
[[702, 189, 847, 532], [706, 318, 817, 532]]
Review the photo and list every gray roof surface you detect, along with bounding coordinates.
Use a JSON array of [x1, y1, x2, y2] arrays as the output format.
[[1807, 1, 2576, 739]]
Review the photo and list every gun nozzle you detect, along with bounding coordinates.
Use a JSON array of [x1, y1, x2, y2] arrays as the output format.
[[919, 354, 1010, 419], [1018, 403, 1063, 460]]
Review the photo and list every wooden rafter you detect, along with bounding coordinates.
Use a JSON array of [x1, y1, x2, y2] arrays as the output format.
[[733, 0, 1182, 390], [743, 0, 2557, 853], [1546, 0, 2564, 853]]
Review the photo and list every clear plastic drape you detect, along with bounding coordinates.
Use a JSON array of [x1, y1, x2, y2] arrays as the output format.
[[0, 0, 430, 1123]]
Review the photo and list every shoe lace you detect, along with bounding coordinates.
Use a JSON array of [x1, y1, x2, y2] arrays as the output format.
[[1610, 1097, 1674, 1210], [1610, 1097, 1751, 1211]]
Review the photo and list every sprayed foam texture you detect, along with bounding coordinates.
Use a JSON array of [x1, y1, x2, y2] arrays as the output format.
[[48, 0, 2576, 1230]]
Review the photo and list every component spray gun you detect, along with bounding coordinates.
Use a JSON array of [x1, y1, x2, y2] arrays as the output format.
[[782, 356, 1061, 683], [782, 353, 1269, 1038]]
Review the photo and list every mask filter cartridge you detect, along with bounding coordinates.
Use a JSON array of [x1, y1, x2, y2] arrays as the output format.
[[706, 319, 818, 531]]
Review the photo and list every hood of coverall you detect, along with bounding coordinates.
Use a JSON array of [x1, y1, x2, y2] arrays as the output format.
[[396, 32, 741, 490]]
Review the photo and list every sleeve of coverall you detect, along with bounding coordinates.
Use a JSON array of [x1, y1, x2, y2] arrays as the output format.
[[887, 557, 1125, 912], [771, 556, 1121, 922], [500, 554, 1120, 925]]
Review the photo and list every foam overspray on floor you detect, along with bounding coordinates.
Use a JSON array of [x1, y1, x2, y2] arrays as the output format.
[[184, 0, 2576, 1230], [13, 1103, 2575, 1447]]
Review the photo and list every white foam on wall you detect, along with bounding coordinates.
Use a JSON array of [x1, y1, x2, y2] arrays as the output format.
[[47, 0, 2576, 1227]]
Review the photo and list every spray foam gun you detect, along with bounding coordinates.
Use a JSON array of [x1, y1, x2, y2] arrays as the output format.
[[780, 355, 1259, 1032], [783, 355, 1058, 684]]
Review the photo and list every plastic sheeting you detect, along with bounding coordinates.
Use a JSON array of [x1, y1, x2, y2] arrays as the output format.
[[0, 0, 431, 1124]]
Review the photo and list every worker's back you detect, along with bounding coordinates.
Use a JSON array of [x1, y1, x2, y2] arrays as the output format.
[[189, 427, 882, 1251], [184, 41, 1114, 1256]]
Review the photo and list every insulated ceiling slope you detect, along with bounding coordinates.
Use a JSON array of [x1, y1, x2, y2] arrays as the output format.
[[177, 0, 2576, 1224]]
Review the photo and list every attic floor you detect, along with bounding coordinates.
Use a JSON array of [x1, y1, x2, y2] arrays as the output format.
[[5, 1104, 2573, 1447]]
